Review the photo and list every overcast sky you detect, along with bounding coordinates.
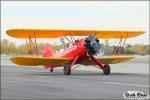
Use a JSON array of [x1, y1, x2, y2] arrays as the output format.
[[1, 1, 149, 45]]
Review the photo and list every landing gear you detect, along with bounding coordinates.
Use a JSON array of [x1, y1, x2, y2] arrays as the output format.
[[63, 56, 79, 75], [103, 64, 110, 75], [89, 56, 111, 75], [64, 64, 71, 75], [50, 68, 53, 73]]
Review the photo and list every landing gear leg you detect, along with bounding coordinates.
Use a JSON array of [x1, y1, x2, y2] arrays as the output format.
[[63, 56, 79, 75], [90, 56, 111, 75], [50, 68, 53, 73]]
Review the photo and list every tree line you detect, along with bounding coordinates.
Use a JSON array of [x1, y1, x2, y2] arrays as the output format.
[[1, 39, 149, 56]]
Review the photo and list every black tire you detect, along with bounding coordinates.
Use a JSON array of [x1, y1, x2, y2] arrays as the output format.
[[103, 64, 110, 75], [64, 64, 71, 75], [50, 68, 53, 73]]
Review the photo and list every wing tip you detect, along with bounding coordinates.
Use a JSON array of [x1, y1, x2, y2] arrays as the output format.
[[6, 29, 11, 36], [10, 57, 18, 65], [6, 29, 16, 38]]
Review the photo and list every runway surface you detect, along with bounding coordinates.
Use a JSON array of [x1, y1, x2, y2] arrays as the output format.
[[1, 55, 149, 99]]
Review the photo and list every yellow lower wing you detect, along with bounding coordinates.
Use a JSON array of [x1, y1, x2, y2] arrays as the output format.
[[10, 56, 72, 66], [81, 56, 134, 65], [10, 56, 134, 66]]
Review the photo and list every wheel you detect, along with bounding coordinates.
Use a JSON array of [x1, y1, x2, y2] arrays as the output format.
[[103, 64, 110, 75], [50, 68, 53, 73], [64, 64, 71, 75]]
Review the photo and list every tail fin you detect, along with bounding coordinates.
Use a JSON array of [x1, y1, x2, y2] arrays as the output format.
[[42, 43, 55, 57], [42, 43, 55, 69]]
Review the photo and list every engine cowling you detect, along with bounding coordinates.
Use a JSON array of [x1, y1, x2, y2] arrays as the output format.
[[84, 36, 101, 56]]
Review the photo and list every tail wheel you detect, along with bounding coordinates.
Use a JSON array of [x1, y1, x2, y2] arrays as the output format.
[[103, 64, 110, 75], [64, 64, 71, 75], [50, 68, 53, 73]]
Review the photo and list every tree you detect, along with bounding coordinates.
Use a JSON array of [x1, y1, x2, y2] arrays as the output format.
[[1, 39, 17, 55], [129, 44, 147, 55]]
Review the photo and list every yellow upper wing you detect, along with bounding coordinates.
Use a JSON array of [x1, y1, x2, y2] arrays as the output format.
[[10, 56, 72, 66], [80, 56, 134, 65], [6, 29, 144, 39]]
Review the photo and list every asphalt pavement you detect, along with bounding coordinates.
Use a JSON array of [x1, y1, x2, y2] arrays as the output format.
[[1, 55, 149, 99]]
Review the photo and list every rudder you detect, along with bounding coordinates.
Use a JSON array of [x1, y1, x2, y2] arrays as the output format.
[[42, 43, 55, 69]]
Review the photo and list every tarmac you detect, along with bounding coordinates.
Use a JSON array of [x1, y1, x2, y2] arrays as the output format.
[[1, 55, 149, 99]]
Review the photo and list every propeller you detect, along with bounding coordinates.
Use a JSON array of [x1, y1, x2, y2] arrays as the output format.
[[84, 36, 101, 56]]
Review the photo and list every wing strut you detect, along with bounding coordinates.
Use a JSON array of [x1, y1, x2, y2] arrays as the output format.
[[64, 36, 73, 44], [25, 39, 29, 55], [25, 34, 39, 56], [118, 33, 128, 55], [29, 35, 34, 56], [34, 32, 38, 56], [70, 55, 79, 68], [70, 32, 76, 43], [63, 33, 78, 45], [112, 33, 128, 55]]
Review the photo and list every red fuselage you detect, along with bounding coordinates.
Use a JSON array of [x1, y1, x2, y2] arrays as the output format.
[[52, 38, 87, 59], [42, 38, 88, 68]]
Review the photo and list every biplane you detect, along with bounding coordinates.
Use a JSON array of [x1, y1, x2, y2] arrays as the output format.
[[6, 29, 144, 75]]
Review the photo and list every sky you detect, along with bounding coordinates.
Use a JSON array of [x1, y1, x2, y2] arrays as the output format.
[[1, 1, 149, 45]]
